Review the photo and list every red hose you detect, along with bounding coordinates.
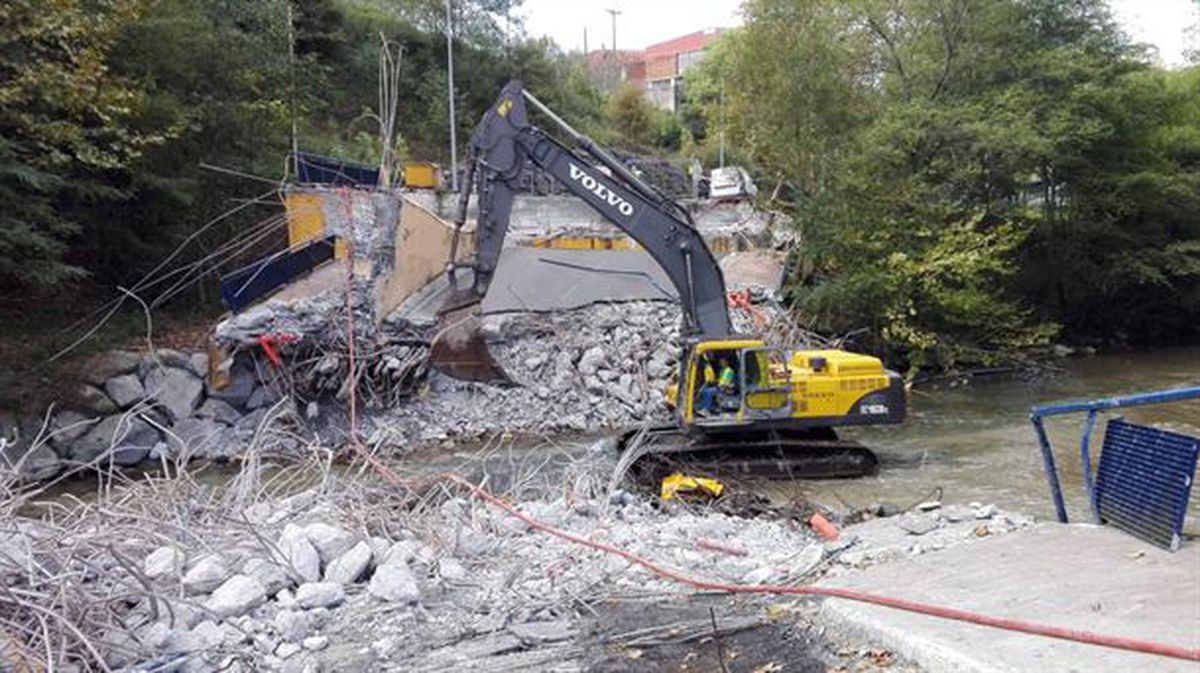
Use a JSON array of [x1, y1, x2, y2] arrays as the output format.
[[337, 206, 1198, 663]]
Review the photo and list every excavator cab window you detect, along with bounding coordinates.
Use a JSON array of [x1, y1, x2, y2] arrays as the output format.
[[740, 348, 793, 418], [689, 349, 742, 418]]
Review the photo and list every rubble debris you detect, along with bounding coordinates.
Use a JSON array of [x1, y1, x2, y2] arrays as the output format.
[[0, 441, 954, 671]]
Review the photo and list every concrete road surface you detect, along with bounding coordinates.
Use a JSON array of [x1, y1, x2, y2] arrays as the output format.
[[820, 523, 1200, 673]]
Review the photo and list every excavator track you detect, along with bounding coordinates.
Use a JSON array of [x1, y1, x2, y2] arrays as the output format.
[[617, 424, 879, 482]]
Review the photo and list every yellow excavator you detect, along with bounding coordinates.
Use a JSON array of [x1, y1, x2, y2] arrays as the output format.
[[430, 81, 905, 478]]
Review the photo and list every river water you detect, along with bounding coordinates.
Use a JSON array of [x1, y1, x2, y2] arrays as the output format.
[[29, 348, 1199, 531], [784, 346, 1200, 527]]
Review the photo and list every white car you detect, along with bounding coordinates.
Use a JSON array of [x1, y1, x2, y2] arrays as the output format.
[[709, 166, 757, 201]]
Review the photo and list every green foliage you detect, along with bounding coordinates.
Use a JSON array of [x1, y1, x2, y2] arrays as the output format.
[[701, 0, 1200, 371], [0, 0, 150, 291], [602, 83, 682, 153], [0, 0, 608, 309]]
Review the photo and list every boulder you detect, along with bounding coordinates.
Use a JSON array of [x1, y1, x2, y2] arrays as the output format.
[[245, 557, 293, 596], [71, 384, 117, 415], [142, 348, 194, 375], [69, 414, 159, 465], [205, 574, 267, 618], [302, 636, 329, 651], [189, 352, 210, 378], [295, 581, 345, 609], [275, 524, 321, 583], [323, 540, 372, 585], [367, 561, 420, 603], [143, 366, 204, 423], [438, 557, 467, 581], [165, 417, 226, 460], [50, 411, 97, 446], [195, 398, 241, 426], [454, 529, 493, 558], [183, 555, 231, 595], [143, 546, 185, 580], [81, 350, 141, 386], [2, 443, 60, 481], [103, 374, 146, 409], [303, 523, 356, 565], [276, 642, 302, 659], [381, 540, 417, 566], [207, 366, 257, 409], [246, 385, 284, 411]]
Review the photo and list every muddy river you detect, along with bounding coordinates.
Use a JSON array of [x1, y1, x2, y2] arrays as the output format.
[[790, 346, 1200, 525]]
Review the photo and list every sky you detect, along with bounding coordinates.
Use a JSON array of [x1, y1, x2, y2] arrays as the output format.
[[519, 0, 1198, 68]]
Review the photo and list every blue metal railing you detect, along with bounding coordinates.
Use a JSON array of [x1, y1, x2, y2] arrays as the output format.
[[1030, 385, 1200, 524]]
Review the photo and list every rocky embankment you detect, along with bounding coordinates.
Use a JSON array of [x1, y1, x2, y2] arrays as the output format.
[[1, 349, 300, 482]]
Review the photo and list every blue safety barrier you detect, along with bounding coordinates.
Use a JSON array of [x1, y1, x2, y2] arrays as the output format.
[[294, 152, 380, 187], [219, 235, 336, 312], [1030, 386, 1200, 549]]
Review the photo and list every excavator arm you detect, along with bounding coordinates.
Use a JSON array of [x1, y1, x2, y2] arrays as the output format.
[[432, 80, 732, 382]]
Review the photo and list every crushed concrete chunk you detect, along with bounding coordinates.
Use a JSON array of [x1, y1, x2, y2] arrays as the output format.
[[183, 555, 231, 595], [143, 546, 184, 579], [368, 561, 420, 603], [205, 574, 266, 618], [295, 581, 345, 609], [323, 540, 372, 584]]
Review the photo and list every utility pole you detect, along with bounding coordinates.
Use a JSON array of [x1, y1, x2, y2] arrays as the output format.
[[583, 26, 588, 55], [286, 2, 298, 179], [605, 8, 620, 55], [445, 0, 458, 192], [718, 77, 726, 168]]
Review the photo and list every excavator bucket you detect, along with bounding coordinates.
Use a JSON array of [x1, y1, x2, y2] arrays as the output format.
[[429, 291, 515, 385]]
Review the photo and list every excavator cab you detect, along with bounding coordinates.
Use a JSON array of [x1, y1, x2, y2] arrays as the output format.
[[678, 338, 783, 427]]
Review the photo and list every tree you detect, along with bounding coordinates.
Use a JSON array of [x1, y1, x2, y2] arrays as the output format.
[[0, 0, 149, 293], [697, 0, 1200, 371]]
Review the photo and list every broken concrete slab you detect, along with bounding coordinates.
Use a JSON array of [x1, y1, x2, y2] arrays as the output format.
[[819, 524, 1200, 673]]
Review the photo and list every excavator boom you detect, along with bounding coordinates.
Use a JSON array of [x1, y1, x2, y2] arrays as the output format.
[[430, 81, 731, 383]]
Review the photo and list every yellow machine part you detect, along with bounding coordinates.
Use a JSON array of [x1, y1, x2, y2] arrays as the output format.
[[681, 340, 891, 423], [403, 162, 442, 189], [284, 192, 347, 259], [660, 472, 725, 500], [528, 236, 639, 250], [786, 349, 889, 417]]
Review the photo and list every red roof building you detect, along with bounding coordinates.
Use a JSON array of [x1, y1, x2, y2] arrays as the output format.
[[585, 28, 724, 112]]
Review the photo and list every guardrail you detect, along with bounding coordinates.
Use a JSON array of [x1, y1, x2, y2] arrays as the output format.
[[1030, 385, 1200, 525]]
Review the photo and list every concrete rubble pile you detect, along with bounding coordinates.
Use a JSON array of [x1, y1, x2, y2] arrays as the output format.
[[0, 451, 1028, 672], [376, 302, 683, 445]]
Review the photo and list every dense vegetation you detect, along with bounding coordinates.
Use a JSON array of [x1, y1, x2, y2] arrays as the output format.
[[683, 0, 1200, 371], [0, 0, 600, 304], [2, 0, 1198, 375]]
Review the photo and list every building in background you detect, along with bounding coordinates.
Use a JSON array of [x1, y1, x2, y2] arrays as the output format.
[[641, 29, 723, 111], [585, 28, 724, 111], [585, 49, 645, 93]]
